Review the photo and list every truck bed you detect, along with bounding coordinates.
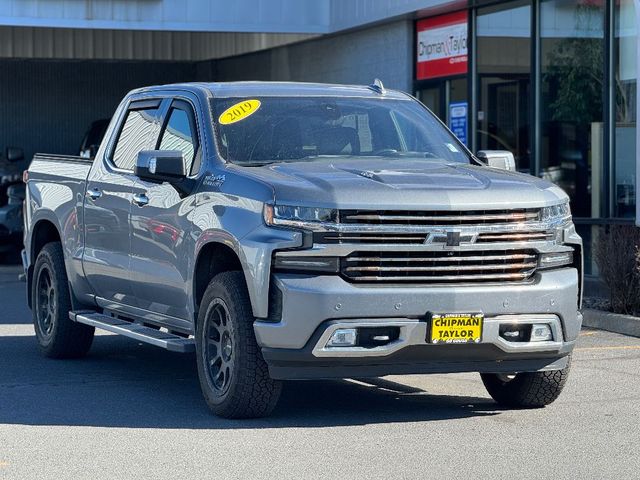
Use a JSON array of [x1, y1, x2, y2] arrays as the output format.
[[26, 153, 93, 254], [28, 154, 93, 182]]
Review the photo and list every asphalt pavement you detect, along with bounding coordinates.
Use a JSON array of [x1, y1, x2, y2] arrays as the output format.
[[0, 265, 639, 479]]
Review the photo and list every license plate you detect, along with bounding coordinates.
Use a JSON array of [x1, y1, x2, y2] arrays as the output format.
[[430, 313, 483, 344]]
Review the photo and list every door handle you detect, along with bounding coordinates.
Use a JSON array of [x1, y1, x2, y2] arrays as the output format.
[[86, 188, 102, 200], [133, 193, 149, 207]]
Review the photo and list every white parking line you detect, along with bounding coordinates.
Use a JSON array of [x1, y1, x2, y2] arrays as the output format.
[[0, 324, 34, 336], [0, 324, 116, 336], [575, 345, 640, 352]]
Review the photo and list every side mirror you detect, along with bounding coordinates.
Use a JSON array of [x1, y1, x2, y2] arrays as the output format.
[[134, 150, 187, 184], [477, 150, 516, 172], [6, 147, 24, 162]]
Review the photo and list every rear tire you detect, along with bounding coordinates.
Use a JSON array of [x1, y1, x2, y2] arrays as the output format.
[[195, 271, 282, 419], [32, 242, 94, 358], [481, 356, 571, 408]]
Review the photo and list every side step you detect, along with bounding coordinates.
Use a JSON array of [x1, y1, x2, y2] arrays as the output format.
[[70, 311, 195, 353]]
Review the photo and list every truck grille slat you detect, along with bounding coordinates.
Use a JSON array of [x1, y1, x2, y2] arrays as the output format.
[[317, 231, 554, 245], [344, 263, 537, 273], [341, 209, 540, 225], [321, 234, 426, 244], [477, 232, 554, 242], [347, 272, 535, 282], [346, 253, 537, 263], [341, 250, 538, 284]]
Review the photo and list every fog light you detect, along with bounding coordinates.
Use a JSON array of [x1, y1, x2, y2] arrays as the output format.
[[530, 324, 553, 342], [499, 324, 531, 342], [327, 328, 357, 347]]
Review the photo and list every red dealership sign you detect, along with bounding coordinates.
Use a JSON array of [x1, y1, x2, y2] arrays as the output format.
[[416, 11, 468, 80]]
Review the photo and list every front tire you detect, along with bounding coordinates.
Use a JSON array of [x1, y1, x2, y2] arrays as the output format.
[[195, 271, 282, 419], [481, 356, 571, 408], [32, 242, 94, 358]]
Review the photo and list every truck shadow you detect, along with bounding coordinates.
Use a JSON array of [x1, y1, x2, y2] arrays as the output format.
[[0, 334, 504, 429]]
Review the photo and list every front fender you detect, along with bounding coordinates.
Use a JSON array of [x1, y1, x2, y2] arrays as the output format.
[[195, 226, 302, 318], [193, 190, 302, 318]]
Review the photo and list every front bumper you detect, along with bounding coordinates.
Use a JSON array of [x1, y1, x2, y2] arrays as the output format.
[[254, 268, 581, 380]]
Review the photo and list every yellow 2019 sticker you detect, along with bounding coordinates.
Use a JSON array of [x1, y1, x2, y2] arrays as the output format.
[[218, 99, 261, 125]]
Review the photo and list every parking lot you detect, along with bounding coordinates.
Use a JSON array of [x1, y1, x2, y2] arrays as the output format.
[[0, 264, 639, 479]]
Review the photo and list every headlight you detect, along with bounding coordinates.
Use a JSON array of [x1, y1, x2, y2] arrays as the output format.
[[538, 251, 574, 269], [264, 204, 338, 229], [540, 202, 571, 222]]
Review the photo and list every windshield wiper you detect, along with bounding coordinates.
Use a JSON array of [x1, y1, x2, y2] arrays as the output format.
[[364, 150, 444, 159], [233, 161, 276, 167]]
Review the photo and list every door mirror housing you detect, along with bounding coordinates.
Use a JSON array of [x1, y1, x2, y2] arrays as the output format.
[[135, 150, 187, 183], [5, 147, 24, 162], [477, 150, 516, 172]]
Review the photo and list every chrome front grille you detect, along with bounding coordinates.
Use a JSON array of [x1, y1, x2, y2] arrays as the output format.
[[305, 209, 560, 284], [341, 250, 538, 284]]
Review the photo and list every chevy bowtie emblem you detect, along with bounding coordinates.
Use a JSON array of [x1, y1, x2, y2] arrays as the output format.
[[446, 231, 461, 247], [426, 231, 477, 247]]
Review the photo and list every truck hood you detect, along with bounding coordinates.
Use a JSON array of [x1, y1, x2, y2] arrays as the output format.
[[234, 158, 568, 210]]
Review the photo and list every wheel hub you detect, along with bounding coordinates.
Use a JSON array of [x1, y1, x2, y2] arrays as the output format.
[[221, 332, 233, 362]]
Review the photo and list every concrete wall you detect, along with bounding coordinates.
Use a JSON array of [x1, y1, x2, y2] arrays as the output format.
[[197, 20, 414, 93], [0, 0, 459, 34], [0, 59, 195, 161], [0, 26, 314, 61], [0, 0, 329, 33], [329, 0, 464, 31]]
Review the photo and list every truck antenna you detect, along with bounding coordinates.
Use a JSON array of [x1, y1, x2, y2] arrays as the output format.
[[369, 78, 386, 95]]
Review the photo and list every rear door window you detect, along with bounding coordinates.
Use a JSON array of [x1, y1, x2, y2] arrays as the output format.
[[111, 103, 160, 170]]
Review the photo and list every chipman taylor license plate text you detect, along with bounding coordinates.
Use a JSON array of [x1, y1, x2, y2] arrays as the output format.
[[431, 314, 483, 344]]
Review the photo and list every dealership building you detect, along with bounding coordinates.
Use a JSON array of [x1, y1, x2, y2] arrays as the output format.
[[0, 0, 638, 273]]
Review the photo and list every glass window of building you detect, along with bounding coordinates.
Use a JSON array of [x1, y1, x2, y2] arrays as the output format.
[[614, 0, 637, 218], [540, 0, 605, 218], [476, 0, 532, 172], [415, 11, 469, 145]]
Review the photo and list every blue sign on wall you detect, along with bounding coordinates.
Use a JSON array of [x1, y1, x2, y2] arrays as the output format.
[[449, 101, 467, 146]]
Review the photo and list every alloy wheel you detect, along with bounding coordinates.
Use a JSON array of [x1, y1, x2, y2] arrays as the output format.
[[35, 266, 56, 338], [203, 298, 235, 396]]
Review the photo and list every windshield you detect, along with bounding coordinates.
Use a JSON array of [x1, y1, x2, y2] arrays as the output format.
[[211, 96, 470, 166]]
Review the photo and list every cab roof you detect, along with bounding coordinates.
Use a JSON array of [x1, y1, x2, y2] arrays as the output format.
[[134, 81, 410, 100]]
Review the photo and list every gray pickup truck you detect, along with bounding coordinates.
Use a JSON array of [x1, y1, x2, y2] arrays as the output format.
[[23, 81, 582, 418]]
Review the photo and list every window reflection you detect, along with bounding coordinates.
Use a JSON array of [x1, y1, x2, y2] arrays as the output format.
[[477, 0, 531, 172], [614, 0, 637, 218], [540, 0, 605, 218], [112, 108, 159, 171], [159, 107, 196, 173]]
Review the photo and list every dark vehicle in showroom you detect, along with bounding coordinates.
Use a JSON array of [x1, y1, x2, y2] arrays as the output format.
[[0, 147, 26, 260]]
